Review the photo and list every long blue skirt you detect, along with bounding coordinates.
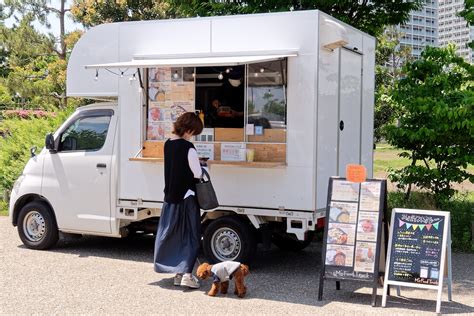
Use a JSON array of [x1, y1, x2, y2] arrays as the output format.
[[153, 196, 200, 274]]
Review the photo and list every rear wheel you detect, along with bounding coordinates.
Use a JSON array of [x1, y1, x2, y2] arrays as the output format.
[[272, 231, 315, 251], [17, 201, 59, 250], [203, 216, 256, 264]]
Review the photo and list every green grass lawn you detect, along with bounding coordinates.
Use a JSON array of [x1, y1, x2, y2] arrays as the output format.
[[374, 143, 474, 196]]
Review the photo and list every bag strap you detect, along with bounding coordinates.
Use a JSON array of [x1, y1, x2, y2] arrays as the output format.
[[200, 168, 210, 182]]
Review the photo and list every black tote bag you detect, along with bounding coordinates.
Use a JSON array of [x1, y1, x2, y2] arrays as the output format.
[[196, 168, 219, 210]]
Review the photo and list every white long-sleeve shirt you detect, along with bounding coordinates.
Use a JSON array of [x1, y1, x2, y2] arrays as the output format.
[[184, 148, 202, 199]]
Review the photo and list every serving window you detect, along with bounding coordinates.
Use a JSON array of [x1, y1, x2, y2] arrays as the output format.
[[139, 58, 287, 167]]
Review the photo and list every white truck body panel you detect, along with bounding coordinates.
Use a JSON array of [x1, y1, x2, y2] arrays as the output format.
[[12, 11, 375, 240]]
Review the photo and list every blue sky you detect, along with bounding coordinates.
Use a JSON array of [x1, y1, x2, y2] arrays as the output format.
[[3, 0, 83, 36]]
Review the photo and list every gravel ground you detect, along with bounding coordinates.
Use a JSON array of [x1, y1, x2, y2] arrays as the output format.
[[1, 217, 473, 315]]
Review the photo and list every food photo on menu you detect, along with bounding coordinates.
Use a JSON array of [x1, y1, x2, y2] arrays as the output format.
[[331, 180, 360, 202], [325, 245, 354, 267], [329, 201, 358, 224], [354, 242, 376, 273], [327, 223, 356, 245], [356, 211, 379, 242]]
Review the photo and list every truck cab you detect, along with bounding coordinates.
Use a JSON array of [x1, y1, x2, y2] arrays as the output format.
[[10, 104, 118, 248]]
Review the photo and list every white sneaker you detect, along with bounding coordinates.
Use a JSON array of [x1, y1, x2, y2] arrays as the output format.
[[173, 274, 183, 286], [180, 274, 200, 289]]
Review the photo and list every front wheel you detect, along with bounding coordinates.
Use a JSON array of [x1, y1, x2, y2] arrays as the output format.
[[17, 201, 59, 250], [202, 216, 256, 264]]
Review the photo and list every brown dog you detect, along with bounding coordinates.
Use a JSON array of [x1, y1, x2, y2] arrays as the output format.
[[196, 262, 249, 298]]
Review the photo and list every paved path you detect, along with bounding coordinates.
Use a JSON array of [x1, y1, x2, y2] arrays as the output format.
[[1, 217, 473, 315]]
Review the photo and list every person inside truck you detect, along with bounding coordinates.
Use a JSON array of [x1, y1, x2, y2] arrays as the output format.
[[205, 98, 244, 128], [153, 112, 204, 289]]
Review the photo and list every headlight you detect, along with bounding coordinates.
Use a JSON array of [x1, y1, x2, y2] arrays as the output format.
[[13, 175, 25, 191]]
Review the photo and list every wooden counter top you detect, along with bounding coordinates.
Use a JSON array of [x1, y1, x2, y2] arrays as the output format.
[[129, 157, 286, 168], [129, 157, 164, 162], [206, 160, 286, 168]]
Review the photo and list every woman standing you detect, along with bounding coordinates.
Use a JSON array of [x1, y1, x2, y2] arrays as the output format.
[[154, 112, 204, 288]]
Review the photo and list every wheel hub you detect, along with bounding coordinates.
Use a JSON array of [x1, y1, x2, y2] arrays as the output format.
[[23, 211, 46, 242], [211, 228, 241, 261]]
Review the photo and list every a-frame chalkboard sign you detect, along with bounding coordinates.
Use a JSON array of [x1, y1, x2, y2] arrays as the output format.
[[318, 177, 388, 306], [382, 208, 452, 314]]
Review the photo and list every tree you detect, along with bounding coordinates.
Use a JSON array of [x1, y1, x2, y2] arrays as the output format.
[[169, 0, 422, 36], [71, 0, 171, 27], [374, 27, 412, 142], [459, 0, 474, 49], [4, 0, 72, 59], [385, 45, 474, 204], [0, 16, 81, 109], [71, 0, 421, 37]]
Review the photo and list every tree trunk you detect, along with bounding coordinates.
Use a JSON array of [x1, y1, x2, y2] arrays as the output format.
[[60, 0, 68, 107], [404, 156, 417, 200], [59, 0, 66, 60]]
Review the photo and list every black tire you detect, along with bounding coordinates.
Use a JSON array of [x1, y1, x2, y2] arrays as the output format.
[[203, 216, 257, 264], [17, 201, 59, 250], [272, 231, 315, 251]]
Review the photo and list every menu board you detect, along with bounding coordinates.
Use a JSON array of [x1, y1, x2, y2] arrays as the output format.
[[388, 211, 445, 285], [319, 177, 387, 306], [147, 67, 195, 140], [382, 209, 452, 313], [322, 179, 384, 280]]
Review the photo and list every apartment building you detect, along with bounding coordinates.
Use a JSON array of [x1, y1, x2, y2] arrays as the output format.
[[438, 0, 473, 62], [398, 0, 438, 59]]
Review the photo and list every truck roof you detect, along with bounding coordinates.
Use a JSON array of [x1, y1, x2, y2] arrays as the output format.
[[76, 102, 118, 112]]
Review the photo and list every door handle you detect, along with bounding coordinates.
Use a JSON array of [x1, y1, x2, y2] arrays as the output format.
[[97, 163, 107, 168], [339, 120, 344, 131]]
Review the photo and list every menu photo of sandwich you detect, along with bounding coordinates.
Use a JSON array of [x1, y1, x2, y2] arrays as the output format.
[[327, 223, 356, 245], [325, 245, 354, 267]]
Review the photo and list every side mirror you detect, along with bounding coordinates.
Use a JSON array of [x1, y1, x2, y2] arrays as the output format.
[[45, 133, 56, 152], [30, 146, 37, 158]]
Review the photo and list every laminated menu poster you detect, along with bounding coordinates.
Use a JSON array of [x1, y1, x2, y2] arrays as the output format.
[[382, 209, 452, 314], [221, 143, 246, 161], [319, 177, 387, 306], [147, 67, 195, 141]]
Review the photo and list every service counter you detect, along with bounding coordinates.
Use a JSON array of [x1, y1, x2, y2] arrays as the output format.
[[130, 127, 287, 168]]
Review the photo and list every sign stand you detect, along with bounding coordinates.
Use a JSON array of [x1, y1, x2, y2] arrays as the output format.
[[381, 209, 452, 315], [318, 177, 388, 307]]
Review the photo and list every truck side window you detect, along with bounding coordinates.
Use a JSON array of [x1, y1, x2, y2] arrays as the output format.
[[59, 115, 112, 152]]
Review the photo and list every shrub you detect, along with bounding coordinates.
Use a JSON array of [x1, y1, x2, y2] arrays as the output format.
[[1, 109, 57, 119], [0, 107, 73, 197], [388, 191, 473, 252]]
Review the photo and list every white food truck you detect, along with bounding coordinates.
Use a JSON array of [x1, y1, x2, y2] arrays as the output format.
[[9, 10, 375, 263]]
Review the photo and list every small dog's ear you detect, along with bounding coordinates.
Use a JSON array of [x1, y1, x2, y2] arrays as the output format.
[[240, 264, 250, 277]]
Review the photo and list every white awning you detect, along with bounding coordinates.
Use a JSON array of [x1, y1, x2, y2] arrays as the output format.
[[84, 51, 297, 69]]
